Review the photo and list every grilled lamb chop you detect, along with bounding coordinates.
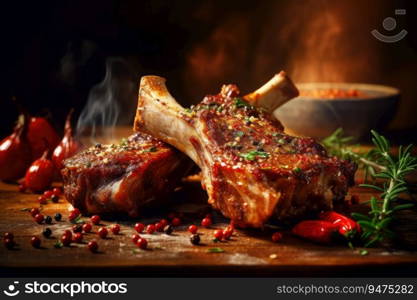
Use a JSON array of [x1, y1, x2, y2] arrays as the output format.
[[134, 73, 357, 227], [61, 72, 294, 218], [61, 132, 191, 217]]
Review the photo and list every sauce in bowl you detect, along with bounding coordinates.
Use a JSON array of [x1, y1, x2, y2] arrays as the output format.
[[299, 88, 368, 99]]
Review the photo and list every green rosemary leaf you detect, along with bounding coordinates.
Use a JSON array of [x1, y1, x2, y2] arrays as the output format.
[[392, 203, 415, 212], [376, 217, 393, 229], [360, 249, 369, 256], [357, 220, 376, 231], [351, 212, 372, 222], [389, 185, 408, 196], [370, 197, 379, 212], [373, 173, 391, 180], [364, 236, 380, 248], [359, 184, 384, 192], [361, 231, 373, 241], [208, 247, 225, 253]]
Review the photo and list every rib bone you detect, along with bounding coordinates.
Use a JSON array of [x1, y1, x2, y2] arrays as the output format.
[[134, 73, 356, 227], [244, 71, 299, 112]]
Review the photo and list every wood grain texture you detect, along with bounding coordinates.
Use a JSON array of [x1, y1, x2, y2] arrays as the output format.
[[1, 179, 416, 277]]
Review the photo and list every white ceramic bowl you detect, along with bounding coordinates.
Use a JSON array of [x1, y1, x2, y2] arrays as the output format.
[[274, 83, 400, 140]]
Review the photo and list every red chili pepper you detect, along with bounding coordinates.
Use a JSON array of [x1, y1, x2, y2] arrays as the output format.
[[292, 220, 338, 244], [24, 150, 55, 192], [27, 116, 60, 160], [319, 211, 360, 238], [0, 114, 32, 181], [52, 110, 82, 170]]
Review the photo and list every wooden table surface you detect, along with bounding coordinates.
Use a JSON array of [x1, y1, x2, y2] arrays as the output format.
[[1, 177, 417, 277]]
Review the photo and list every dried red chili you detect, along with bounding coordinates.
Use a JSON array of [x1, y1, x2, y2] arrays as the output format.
[[319, 211, 360, 238], [292, 220, 338, 244], [27, 116, 60, 160], [52, 109, 81, 170], [24, 150, 55, 192], [0, 114, 32, 181]]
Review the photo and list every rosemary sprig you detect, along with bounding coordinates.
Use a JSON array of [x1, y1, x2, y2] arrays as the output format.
[[349, 131, 416, 247], [353, 131, 416, 247], [321, 128, 385, 181], [322, 129, 417, 247]]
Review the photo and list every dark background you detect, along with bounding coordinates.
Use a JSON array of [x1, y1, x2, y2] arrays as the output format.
[[1, 0, 416, 140]]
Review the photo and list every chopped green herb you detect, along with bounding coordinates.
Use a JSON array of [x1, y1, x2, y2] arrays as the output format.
[[359, 249, 369, 256], [272, 133, 280, 137], [20, 208, 31, 212], [234, 131, 245, 137], [70, 214, 84, 224], [234, 98, 252, 109], [239, 150, 269, 161], [54, 241, 63, 249], [197, 103, 219, 111], [293, 167, 302, 173], [208, 247, 225, 253], [120, 138, 128, 146], [184, 108, 192, 113], [144, 146, 158, 153]]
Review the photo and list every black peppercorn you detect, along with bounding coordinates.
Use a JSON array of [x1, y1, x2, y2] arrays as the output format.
[[45, 216, 53, 224], [72, 224, 82, 233], [51, 195, 59, 203], [190, 234, 200, 245], [4, 238, 15, 250], [54, 213, 62, 222], [163, 225, 173, 235], [42, 228, 52, 238]]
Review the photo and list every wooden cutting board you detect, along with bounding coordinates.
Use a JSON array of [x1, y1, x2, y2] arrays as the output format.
[[1, 178, 417, 277]]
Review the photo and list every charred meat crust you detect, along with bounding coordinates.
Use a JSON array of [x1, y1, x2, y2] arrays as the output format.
[[61, 132, 191, 217], [186, 84, 357, 227]]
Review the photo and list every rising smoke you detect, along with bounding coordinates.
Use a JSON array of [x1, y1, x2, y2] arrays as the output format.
[[76, 58, 137, 145]]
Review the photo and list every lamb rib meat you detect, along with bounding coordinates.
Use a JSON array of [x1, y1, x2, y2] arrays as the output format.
[[61, 72, 295, 218], [61, 132, 191, 217], [134, 72, 357, 227]]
